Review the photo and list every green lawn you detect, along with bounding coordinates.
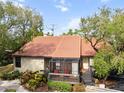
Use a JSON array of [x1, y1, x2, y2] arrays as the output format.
[[4, 89, 16, 92]]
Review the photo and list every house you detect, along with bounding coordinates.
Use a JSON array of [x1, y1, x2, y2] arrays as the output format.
[[13, 35, 102, 84]]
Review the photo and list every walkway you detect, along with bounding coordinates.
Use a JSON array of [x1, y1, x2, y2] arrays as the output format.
[[0, 79, 29, 92]]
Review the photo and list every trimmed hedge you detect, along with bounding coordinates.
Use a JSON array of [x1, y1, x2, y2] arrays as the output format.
[[48, 81, 72, 92]]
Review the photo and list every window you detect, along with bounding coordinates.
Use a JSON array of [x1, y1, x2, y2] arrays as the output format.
[[89, 58, 94, 66], [15, 57, 21, 67], [56, 62, 60, 70]]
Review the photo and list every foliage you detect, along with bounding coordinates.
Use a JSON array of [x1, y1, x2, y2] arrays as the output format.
[[93, 48, 113, 79], [0, 1, 44, 66], [4, 89, 16, 92], [72, 84, 85, 92], [111, 52, 124, 74], [77, 6, 111, 52], [108, 9, 124, 53], [20, 70, 47, 91], [64, 6, 124, 54], [20, 70, 34, 84], [0, 70, 20, 80], [26, 79, 39, 91], [34, 73, 47, 83], [48, 81, 72, 92], [62, 29, 79, 35]]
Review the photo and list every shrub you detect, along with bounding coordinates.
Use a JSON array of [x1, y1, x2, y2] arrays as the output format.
[[34, 73, 47, 83], [20, 70, 48, 91], [73, 84, 85, 92], [93, 48, 112, 80], [26, 79, 39, 91], [111, 53, 124, 75], [0, 70, 20, 80], [12, 70, 20, 78], [20, 70, 34, 84], [48, 81, 72, 92]]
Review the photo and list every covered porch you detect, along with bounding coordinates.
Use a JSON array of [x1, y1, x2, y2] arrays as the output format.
[[48, 58, 80, 84]]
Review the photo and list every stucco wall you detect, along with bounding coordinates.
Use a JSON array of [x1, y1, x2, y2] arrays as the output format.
[[80, 57, 94, 69], [14, 57, 44, 72]]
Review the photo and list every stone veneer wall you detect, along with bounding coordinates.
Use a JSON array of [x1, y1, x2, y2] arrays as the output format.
[[13, 57, 44, 72]]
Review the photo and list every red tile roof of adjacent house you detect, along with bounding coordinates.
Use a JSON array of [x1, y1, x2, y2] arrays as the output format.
[[13, 35, 102, 58]]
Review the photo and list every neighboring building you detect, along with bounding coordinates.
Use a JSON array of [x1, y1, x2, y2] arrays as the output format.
[[13, 35, 102, 84]]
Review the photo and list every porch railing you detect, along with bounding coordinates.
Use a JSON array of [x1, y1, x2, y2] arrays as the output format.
[[48, 73, 80, 84]]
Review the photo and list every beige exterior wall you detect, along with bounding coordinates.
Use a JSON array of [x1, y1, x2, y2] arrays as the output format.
[[83, 57, 89, 69], [81, 57, 94, 69], [14, 57, 44, 72]]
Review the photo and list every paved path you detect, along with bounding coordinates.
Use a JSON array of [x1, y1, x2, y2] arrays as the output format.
[[0, 79, 29, 92], [86, 86, 123, 92]]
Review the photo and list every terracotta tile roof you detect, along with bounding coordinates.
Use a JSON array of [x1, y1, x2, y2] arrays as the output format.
[[52, 36, 81, 58], [13, 36, 103, 58], [81, 38, 96, 56], [13, 36, 81, 58], [81, 38, 104, 56]]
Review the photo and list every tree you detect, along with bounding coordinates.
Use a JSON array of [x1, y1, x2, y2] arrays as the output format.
[[93, 47, 113, 80], [0, 1, 44, 66], [78, 6, 124, 53], [79, 6, 111, 52], [111, 52, 124, 74], [108, 9, 124, 54], [62, 29, 79, 35]]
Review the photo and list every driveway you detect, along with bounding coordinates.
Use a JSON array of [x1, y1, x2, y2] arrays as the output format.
[[0, 79, 29, 92]]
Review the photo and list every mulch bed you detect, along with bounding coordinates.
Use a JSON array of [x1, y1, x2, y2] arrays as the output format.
[[105, 80, 117, 89]]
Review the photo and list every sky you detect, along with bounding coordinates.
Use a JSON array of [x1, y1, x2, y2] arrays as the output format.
[[1, 0, 124, 35]]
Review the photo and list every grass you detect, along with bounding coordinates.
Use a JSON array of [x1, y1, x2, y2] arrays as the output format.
[[0, 64, 14, 77], [4, 89, 16, 92]]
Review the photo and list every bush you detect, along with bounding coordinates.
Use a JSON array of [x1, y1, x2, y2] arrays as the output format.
[[73, 84, 85, 92], [26, 79, 39, 91], [12, 70, 20, 78], [20, 70, 34, 84], [93, 48, 112, 80], [20, 70, 48, 91], [111, 53, 124, 75], [48, 81, 72, 92], [34, 73, 47, 83], [0, 70, 20, 80]]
